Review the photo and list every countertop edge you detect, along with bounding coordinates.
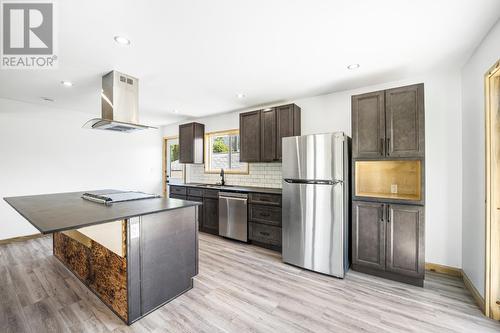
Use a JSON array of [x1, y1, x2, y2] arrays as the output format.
[[4, 197, 201, 234], [168, 183, 282, 194]]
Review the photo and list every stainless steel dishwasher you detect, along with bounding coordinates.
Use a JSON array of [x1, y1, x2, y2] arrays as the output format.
[[219, 192, 248, 242]]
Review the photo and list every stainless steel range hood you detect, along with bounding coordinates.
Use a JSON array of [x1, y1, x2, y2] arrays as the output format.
[[83, 71, 156, 132]]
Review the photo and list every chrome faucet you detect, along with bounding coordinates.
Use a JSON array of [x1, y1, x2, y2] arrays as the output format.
[[220, 168, 225, 186]]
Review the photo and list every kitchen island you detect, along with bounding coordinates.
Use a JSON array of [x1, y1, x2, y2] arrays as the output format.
[[4, 190, 201, 324]]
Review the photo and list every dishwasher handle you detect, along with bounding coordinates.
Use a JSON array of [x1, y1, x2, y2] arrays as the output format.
[[219, 192, 248, 200]]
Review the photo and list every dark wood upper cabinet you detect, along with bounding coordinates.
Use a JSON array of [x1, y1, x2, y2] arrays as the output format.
[[260, 108, 277, 162], [179, 122, 204, 164], [385, 204, 424, 279], [240, 104, 301, 162], [352, 91, 385, 158], [240, 111, 261, 162], [385, 84, 425, 157], [276, 104, 301, 160], [352, 84, 424, 159], [352, 201, 386, 271]]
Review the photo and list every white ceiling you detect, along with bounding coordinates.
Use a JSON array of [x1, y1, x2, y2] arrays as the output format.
[[0, 0, 499, 126]]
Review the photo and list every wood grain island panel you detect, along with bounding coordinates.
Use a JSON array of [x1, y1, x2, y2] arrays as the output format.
[[53, 231, 128, 321]]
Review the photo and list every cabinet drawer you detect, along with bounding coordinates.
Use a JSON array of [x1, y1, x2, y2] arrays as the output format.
[[169, 186, 187, 196], [249, 193, 281, 206], [249, 222, 282, 246], [169, 194, 187, 200], [203, 189, 219, 198], [187, 195, 203, 203], [249, 205, 281, 226], [187, 187, 204, 197]]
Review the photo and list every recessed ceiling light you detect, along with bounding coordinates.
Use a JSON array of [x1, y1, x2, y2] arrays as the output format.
[[114, 36, 131, 46], [236, 93, 246, 99], [41, 97, 55, 102], [61, 80, 73, 87], [347, 64, 360, 70]]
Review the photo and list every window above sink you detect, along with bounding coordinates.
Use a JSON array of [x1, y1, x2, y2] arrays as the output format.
[[204, 129, 249, 174]]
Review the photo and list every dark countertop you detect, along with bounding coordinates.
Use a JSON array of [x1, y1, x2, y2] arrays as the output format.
[[168, 182, 282, 195], [4, 190, 201, 234]]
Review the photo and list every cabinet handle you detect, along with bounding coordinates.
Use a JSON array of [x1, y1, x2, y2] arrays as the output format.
[[379, 205, 384, 222], [380, 138, 384, 155], [386, 138, 391, 156], [387, 205, 391, 223], [259, 231, 270, 236]]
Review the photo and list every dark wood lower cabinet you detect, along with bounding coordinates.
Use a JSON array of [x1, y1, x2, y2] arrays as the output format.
[[169, 194, 186, 200], [352, 200, 424, 286], [169, 185, 282, 250], [169, 186, 218, 235], [352, 201, 385, 271], [202, 197, 219, 235], [249, 222, 281, 246], [248, 193, 282, 251], [386, 204, 425, 278]]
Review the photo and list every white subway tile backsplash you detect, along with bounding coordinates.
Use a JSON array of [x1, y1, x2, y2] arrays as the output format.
[[187, 163, 282, 188]]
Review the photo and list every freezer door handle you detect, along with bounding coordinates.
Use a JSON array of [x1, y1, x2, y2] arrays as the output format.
[[284, 178, 342, 185]]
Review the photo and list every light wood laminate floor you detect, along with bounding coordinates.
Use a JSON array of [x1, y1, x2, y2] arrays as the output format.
[[1, 233, 499, 333]]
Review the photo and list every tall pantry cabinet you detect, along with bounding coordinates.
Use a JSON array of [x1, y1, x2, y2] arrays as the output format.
[[351, 83, 425, 287]]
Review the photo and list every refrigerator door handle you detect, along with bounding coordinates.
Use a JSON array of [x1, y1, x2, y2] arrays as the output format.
[[284, 178, 343, 185]]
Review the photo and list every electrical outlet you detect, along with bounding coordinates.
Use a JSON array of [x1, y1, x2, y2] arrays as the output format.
[[391, 184, 398, 194]]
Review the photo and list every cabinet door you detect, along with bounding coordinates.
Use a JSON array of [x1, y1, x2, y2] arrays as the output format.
[[202, 197, 219, 235], [385, 84, 424, 157], [352, 201, 386, 270], [179, 123, 193, 163], [240, 111, 261, 162], [276, 104, 300, 160], [352, 91, 385, 158], [386, 204, 424, 278], [260, 108, 277, 162]]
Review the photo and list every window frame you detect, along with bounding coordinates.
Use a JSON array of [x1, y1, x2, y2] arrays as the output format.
[[204, 129, 249, 174]]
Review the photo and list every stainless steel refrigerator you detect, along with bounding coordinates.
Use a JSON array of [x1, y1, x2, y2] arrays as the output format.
[[282, 132, 350, 278]]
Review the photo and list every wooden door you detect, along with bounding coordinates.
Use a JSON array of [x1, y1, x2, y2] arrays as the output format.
[[260, 108, 277, 162], [179, 123, 193, 163], [485, 63, 500, 319], [352, 91, 385, 158], [386, 204, 424, 278], [352, 201, 386, 270], [276, 104, 300, 160], [240, 110, 261, 162], [202, 197, 219, 235], [385, 84, 425, 157]]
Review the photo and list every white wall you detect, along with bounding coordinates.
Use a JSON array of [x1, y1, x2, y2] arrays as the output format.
[[163, 68, 463, 268], [461, 19, 500, 297], [0, 98, 163, 240]]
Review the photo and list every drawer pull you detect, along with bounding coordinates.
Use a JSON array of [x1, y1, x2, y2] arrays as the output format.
[[259, 231, 270, 236], [259, 213, 271, 217]]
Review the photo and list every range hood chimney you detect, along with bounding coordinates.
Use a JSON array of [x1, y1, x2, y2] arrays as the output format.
[[83, 70, 156, 132]]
